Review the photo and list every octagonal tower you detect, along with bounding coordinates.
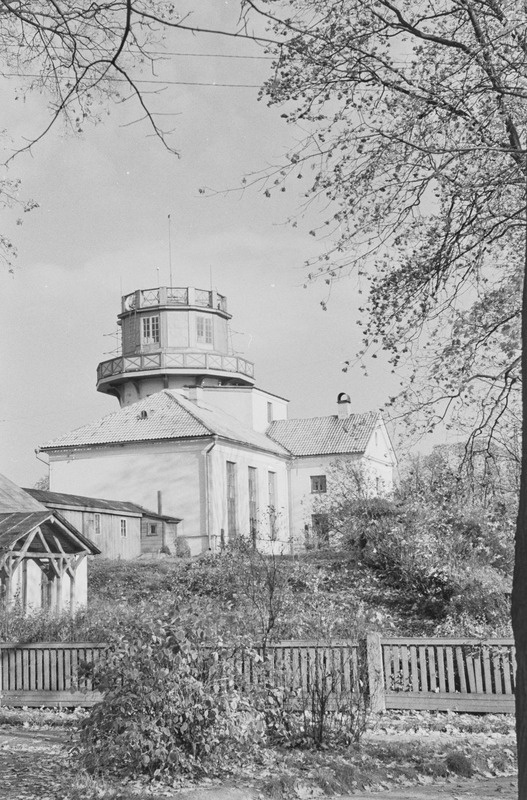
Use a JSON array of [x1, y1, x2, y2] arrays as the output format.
[[96, 286, 255, 407]]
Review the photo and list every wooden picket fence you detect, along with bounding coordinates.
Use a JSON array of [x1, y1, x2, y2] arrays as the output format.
[[369, 635, 516, 713], [0, 637, 517, 712], [232, 640, 361, 707], [0, 642, 104, 707]]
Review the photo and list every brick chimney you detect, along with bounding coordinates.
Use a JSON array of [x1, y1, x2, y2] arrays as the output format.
[[337, 392, 351, 420]]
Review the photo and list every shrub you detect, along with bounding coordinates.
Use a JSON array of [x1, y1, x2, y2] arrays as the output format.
[[175, 537, 191, 558], [0, 602, 127, 643], [79, 605, 264, 779]]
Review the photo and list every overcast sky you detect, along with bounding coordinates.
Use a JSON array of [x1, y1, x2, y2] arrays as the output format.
[[0, 1, 415, 487]]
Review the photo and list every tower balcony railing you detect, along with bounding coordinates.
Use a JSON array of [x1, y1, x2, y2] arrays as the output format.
[[121, 287, 228, 314], [97, 350, 255, 382]]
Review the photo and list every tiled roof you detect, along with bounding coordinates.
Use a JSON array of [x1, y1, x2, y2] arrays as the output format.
[[40, 392, 211, 449], [40, 390, 289, 457], [266, 412, 380, 456]]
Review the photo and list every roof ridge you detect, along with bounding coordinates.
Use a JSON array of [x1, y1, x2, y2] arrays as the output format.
[[265, 429, 294, 454], [164, 390, 216, 436], [270, 410, 380, 425]]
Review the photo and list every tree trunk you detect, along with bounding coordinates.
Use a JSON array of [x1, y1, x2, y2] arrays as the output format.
[[511, 190, 527, 798]]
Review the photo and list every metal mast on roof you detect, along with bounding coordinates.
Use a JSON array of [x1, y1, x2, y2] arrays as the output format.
[[168, 214, 173, 287]]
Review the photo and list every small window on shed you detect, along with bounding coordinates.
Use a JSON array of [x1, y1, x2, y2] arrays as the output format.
[[120, 519, 127, 538], [147, 523, 157, 537], [94, 513, 101, 535]]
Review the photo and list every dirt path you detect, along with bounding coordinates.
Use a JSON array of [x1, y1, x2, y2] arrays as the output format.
[[339, 775, 517, 799], [0, 727, 518, 800], [0, 727, 72, 800]]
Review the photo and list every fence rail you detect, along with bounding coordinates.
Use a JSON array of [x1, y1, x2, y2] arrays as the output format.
[[0, 637, 517, 711]]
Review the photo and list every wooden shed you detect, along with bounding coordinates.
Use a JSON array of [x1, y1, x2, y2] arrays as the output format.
[[25, 488, 181, 559], [0, 474, 100, 613]]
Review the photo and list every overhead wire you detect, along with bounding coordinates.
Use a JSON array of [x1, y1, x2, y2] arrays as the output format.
[[0, 72, 262, 88]]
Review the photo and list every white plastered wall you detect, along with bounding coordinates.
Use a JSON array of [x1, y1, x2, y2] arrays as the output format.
[[288, 420, 397, 547], [201, 387, 289, 433], [207, 441, 290, 554], [48, 440, 206, 555]]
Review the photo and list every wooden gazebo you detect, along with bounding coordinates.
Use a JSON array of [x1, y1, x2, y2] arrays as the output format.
[[0, 474, 100, 613]]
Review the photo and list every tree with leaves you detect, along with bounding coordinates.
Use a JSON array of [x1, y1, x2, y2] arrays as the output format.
[[0, 0, 265, 271], [240, 0, 527, 790]]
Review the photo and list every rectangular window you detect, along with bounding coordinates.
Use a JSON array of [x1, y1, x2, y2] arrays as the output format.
[[196, 316, 213, 345], [312, 513, 330, 546], [267, 402, 273, 423], [141, 315, 160, 344], [94, 513, 101, 535], [310, 475, 327, 493], [120, 519, 127, 538], [248, 467, 258, 547], [226, 461, 237, 539], [147, 523, 157, 537], [268, 471, 277, 541]]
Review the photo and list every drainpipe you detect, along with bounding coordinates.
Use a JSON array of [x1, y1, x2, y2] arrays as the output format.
[[34, 448, 50, 486], [202, 438, 217, 552], [157, 490, 166, 551]]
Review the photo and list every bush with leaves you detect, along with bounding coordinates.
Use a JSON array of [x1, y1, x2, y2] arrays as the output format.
[[79, 603, 265, 779], [315, 451, 513, 632]]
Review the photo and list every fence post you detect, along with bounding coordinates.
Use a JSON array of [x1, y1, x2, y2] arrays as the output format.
[[366, 633, 386, 713]]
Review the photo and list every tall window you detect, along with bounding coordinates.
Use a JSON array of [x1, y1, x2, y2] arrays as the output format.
[[267, 402, 273, 423], [226, 461, 237, 539], [141, 315, 160, 344], [310, 475, 327, 493], [312, 513, 330, 546], [94, 513, 101, 535], [248, 467, 258, 547], [268, 471, 277, 541], [197, 316, 213, 345], [120, 519, 127, 538]]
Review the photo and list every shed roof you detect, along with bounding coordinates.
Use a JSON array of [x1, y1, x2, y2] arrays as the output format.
[[0, 473, 48, 513], [266, 412, 380, 456], [0, 474, 100, 554], [25, 488, 181, 523], [40, 390, 289, 457], [26, 489, 142, 516]]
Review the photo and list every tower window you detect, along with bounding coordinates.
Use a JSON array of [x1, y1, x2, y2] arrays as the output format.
[[141, 315, 159, 344], [267, 402, 273, 423], [196, 316, 213, 345], [310, 475, 327, 493]]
